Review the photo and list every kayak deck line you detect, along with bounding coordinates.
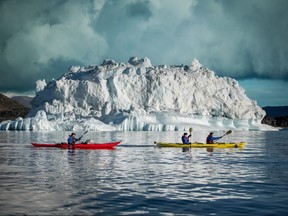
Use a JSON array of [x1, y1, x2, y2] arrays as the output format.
[[154, 142, 247, 148]]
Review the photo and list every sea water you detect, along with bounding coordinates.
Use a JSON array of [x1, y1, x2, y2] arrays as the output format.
[[0, 130, 287, 215]]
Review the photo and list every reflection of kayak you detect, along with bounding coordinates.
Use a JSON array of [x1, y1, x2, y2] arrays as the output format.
[[154, 142, 246, 148], [31, 141, 121, 149]]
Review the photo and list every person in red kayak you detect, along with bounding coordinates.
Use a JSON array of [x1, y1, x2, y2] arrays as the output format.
[[67, 133, 78, 145], [206, 132, 222, 144]]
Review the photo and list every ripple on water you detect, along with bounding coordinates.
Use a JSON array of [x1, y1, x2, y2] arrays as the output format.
[[0, 131, 288, 215]]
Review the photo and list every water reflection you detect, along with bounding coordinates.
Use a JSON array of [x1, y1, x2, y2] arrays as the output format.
[[68, 145, 76, 156], [182, 147, 190, 152], [0, 131, 288, 215], [181, 147, 214, 155]]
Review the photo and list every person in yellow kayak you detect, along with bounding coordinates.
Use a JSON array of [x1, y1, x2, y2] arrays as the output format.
[[181, 133, 191, 144], [206, 132, 223, 144]]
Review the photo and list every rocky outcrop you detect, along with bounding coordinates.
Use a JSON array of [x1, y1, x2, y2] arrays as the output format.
[[261, 116, 288, 127], [0, 93, 30, 122], [261, 106, 288, 128], [11, 96, 33, 108]]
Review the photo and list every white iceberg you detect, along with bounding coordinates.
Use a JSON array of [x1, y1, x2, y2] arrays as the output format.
[[0, 57, 276, 131]]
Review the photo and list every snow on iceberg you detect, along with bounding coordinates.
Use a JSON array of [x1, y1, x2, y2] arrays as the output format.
[[0, 57, 276, 131]]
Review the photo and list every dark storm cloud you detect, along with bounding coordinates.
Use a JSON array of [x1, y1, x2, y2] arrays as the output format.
[[211, 0, 288, 79], [126, 0, 152, 19], [0, 0, 107, 92], [168, 0, 288, 80], [94, 0, 288, 80], [0, 0, 288, 95]]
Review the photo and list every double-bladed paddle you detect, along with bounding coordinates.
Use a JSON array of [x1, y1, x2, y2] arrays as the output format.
[[77, 130, 88, 142]]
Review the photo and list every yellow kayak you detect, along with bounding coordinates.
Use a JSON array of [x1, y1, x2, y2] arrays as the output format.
[[154, 142, 247, 148]]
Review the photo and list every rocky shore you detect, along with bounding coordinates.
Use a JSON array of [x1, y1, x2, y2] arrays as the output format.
[[261, 106, 288, 128], [261, 116, 288, 128]]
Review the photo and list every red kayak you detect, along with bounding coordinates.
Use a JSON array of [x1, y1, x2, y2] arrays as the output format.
[[31, 141, 121, 149]]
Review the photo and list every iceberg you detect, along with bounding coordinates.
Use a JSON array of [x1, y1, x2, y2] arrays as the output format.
[[0, 57, 276, 131]]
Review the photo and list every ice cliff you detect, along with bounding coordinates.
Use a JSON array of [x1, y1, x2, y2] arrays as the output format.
[[0, 57, 273, 131]]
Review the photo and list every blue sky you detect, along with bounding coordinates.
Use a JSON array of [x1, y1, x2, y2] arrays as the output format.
[[0, 0, 287, 107]]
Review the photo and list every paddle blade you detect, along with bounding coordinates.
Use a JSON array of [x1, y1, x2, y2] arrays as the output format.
[[189, 127, 193, 133], [225, 130, 232, 135], [220, 130, 232, 139]]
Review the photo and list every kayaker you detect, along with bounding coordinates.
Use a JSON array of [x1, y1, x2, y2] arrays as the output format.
[[206, 132, 222, 144], [67, 133, 78, 145], [181, 133, 191, 144]]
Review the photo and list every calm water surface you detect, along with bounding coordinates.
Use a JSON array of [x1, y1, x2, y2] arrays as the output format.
[[0, 130, 287, 215]]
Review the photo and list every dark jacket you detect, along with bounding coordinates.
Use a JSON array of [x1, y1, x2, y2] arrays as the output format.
[[182, 134, 191, 144], [67, 136, 77, 144], [206, 135, 221, 144]]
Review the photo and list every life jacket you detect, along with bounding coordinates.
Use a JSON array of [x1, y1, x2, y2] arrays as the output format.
[[182, 135, 188, 144], [67, 136, 77, 144], [206, 135, 213, 144]]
